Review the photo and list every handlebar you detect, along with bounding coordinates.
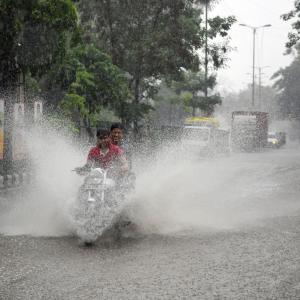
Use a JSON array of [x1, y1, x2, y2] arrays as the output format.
[[73, 166, 91, 175], [72, 166, 108, 176]]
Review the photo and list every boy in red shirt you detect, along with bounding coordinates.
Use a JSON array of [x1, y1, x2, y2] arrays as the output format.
[[77, 130, 129, 175]]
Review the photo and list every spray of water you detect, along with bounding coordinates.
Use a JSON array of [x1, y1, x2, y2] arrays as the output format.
[[0, 124, 85, 236], [126, 136, 300, 235], [127, 149, 253, 235], [0, 121, 299, 237]]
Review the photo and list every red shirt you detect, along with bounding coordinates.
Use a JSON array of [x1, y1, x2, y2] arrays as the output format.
[[87, 143, 123, 169]]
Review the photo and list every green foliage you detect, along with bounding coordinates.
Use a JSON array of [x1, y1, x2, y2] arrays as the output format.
[[41, 44, 129, 128], [0, 0, 236, 132], [76, 0, 235, 127], [118, 102, 153, 126], [272, 51, 300, 119], [44, 111, 79, 135], [96, 107, 120, 123], [60, 93, 87, 117], [0, 0, 78, 87], [206, 16, 236, 68], [25, 73, 40, 94], [282, 0, 300, 50], [172, 70, 221, 115], [150, 81, 185, 126], [181, 91, 193, 109], [153, 70, 221, 127]]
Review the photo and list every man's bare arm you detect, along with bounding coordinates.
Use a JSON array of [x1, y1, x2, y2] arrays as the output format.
[[119, 154, 129, 172]]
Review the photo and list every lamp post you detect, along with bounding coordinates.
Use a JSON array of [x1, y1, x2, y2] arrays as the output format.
[[239, 23, 271, 108], [257, 66, 270, 108]]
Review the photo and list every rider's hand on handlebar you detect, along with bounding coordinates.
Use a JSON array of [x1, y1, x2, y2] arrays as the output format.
[[75, 165, 90, 175], [120, 165, 129, 174]]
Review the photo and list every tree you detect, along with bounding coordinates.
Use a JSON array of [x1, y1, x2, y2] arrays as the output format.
[[0, 0, 78, 91], [282, 0, 300, 50], [36, 44, 130, 135], [172, 71, 221, 116], [272, 52, 300, 120], [0, 1, 130, 134], [76, 0, 235, 130], [274, 1, 300, 129], [0, 1, 78, 173], [151, 81, 186, 126], [151, 70, 222, 128]]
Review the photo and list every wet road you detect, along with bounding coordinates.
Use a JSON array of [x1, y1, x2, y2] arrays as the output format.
[[1, 147, 300, 299]]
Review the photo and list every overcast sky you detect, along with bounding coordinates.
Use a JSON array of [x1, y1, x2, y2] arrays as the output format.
[[211, 0, 295, 92]]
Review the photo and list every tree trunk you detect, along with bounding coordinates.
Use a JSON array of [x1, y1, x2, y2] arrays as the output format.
[[133, 76, 140, 135], [192, 106, 196, 117], [3, 91, 14, 176], [82, 118, 94, 141]]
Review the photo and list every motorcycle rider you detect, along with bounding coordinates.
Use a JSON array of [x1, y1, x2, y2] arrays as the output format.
[[110, 123, 124, 147], [76, 129, 129, 176], [110, 123, 134, 169], [74, 130, 129, 246], [110, 124, 136, 232]]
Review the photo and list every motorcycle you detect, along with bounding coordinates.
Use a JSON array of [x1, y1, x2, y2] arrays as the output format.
[[72, 166, 132, 245]]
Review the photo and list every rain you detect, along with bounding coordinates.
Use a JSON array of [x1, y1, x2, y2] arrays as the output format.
[[0, 1, 300, 299]]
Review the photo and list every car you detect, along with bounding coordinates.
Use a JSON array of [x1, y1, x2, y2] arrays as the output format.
[[267, 132, 280, 148], [267, 132, 286, 148]]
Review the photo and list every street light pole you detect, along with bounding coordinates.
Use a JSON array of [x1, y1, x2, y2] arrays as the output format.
[[257, 65, 270, 108], [252, 27, 256, 107], [239, 23, 271, 108]]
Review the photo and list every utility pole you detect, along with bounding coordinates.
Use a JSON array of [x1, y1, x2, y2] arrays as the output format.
[[257, 66, 269, 109], [258, 67, 262, 108], [204, 0, 208, 99], [239, 24, 271, 108], [252, 27, 256, 108]]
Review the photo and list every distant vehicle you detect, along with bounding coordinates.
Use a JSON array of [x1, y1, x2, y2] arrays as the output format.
[[184, 116, 220, 128], [181, 125, 212, 156], [277, 132, 286, 146], [267, 131, 286, 148], [181, 118, 230, 157], [267, 132, 280, 148], [231, 111, 268, 151]]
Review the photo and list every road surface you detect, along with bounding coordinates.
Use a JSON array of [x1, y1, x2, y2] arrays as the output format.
[[1, 147, 300, 299]]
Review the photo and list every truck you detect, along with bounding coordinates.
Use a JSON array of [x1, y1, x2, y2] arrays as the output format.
[[181, 117, 230, 156], [231, 111, 268, 151]]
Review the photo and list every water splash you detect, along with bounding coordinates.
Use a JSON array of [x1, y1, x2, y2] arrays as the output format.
[[127, 144, 300, 235], [1, 124, 300, 237], [0, 124, 85, 236]]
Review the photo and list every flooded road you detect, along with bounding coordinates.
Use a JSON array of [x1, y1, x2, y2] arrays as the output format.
[[1, 147, 300, 299]]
